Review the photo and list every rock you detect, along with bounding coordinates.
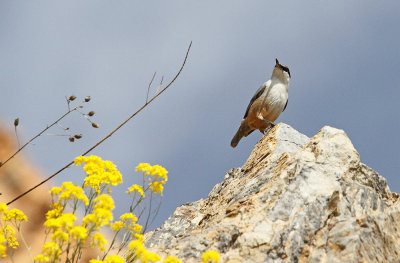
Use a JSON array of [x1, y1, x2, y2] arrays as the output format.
[[144, 123, 400, 263]]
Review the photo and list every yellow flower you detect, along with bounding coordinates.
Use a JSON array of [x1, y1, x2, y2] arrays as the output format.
[[120, 213, 138, 223], [70, 226, 88, 241], [149, 181, 165, 195], [133, 233, 144, 241], [142, 251, 161, 263], [2, 225, 19, 248], [83, 210, 113, 228], [104, 255, 125, 263], [49, 186, 62, 196], [111, 221, 126, 231], [0, 244, 6, 258], [44, 213, 76, 231], [136, 163, 168, 195], [3, 208, 27, 222], [76, 155, 122, 193], [0, 203, 8, 213], [46, 203, 64, 220], [127, 239, 161, 262], [127, 184, 145, 197], [202, 250, 220, 263], [33, 254, 50, 262], [91, 233, 107, 252], [93, 194, 115, 211], [42, 242, 61, 259], [150, 165, 168, 180], [0, 233, 7, 258], [136, 163, 168, 180], [89, 260, 103, 263], [164, 256, 182, 263], [58, 182, 89, 206], [136, 163, 152, 175], [128, 222, 142, 235], [51, 230, 69, 243], [128, 240, 146, 258], [74, 155, 86, 166]]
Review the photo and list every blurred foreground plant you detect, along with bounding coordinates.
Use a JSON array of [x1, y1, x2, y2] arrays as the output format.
[[1, 155, 220, 262], [0, 204, 27, 258]]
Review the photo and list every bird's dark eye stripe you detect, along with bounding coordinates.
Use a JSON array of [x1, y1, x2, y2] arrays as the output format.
[[281, 66, 291, 77]]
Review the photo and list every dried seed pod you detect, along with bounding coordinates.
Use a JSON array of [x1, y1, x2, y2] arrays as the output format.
[[84, 96, 91, 102], [91, 123, 99, 128], [74, 134, 82, 139], [69, 137, 75, 142], [88, 111, 95, 116], [69, 95, 77, 101], [14, 118, 19, 127]]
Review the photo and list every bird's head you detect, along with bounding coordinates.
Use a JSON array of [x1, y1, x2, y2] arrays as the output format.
[[272, 58, 291, 84]]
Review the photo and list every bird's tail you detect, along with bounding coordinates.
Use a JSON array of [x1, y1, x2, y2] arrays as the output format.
[[231, 122, 252, 148]]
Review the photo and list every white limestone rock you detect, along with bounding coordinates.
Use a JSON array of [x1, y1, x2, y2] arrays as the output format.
[[145, 123, 399, 263]]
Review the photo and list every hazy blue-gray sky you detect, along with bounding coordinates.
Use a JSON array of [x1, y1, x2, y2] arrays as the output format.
[[1, 1, 399, 229]]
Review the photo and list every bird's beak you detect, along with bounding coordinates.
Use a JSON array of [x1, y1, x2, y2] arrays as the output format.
[[275, 58, 280, 66]]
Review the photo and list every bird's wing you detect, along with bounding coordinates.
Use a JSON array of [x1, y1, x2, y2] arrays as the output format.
[[283, 98, 288, 112], [243, 80, 270, 118]]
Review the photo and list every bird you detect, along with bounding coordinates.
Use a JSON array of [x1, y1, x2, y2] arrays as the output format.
[[231, 59, 291, 148]]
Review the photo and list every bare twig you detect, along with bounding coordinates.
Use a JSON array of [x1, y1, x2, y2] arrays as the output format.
[[6, 41, 192, 206], [14, 118, 20, 149], [149, 198, 163, 230], [146, 72, 157, 103], [155, 76, 164, 95], [1, 106, 80, 168], [143, 191, 153, 233]]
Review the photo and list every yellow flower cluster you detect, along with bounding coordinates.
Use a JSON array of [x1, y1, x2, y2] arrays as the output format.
[[202, 250, 220, 263], [44, 213, 76, 231], [38, 156, 122, 262], [74, 155, 123, 193], [50, 181, 89, 206], [30, 156, 186, 262], [0, 203, 27, 258], [70, 226, 88, 241], [164, 255, 182, 263], [83, 194, 115, 229], [128, 239, 161, 263], [33, 242, 62, 262], [136, 163, 168, 195], [119, 213, 142, 238], [91, 233, 107, 252], [89, 254, 125, 263], [127, 184, 145, 197]]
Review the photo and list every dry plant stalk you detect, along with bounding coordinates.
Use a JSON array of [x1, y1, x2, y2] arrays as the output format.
[[6, 41, 192, 206]]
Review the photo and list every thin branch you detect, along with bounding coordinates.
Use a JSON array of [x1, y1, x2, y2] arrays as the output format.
[[155, 76, 164, 95], [143, 191, 153, 233], [1, 107, 80, 168], [6, 41, 192, 206], [14, 125, 20, 149], [149, 198, 163, 230], [146, 72, 157, 103]]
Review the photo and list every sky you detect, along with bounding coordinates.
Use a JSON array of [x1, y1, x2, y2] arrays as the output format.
[[0, 1, 399, 229]]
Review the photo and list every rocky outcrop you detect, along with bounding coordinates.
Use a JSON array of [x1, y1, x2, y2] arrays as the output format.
[[145, 123, 400, 262]]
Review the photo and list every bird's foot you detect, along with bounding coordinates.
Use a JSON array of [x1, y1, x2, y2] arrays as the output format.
[[256, 113, 274, 126], [261, 127, 272, 134], [258, 122, 276, 135]]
